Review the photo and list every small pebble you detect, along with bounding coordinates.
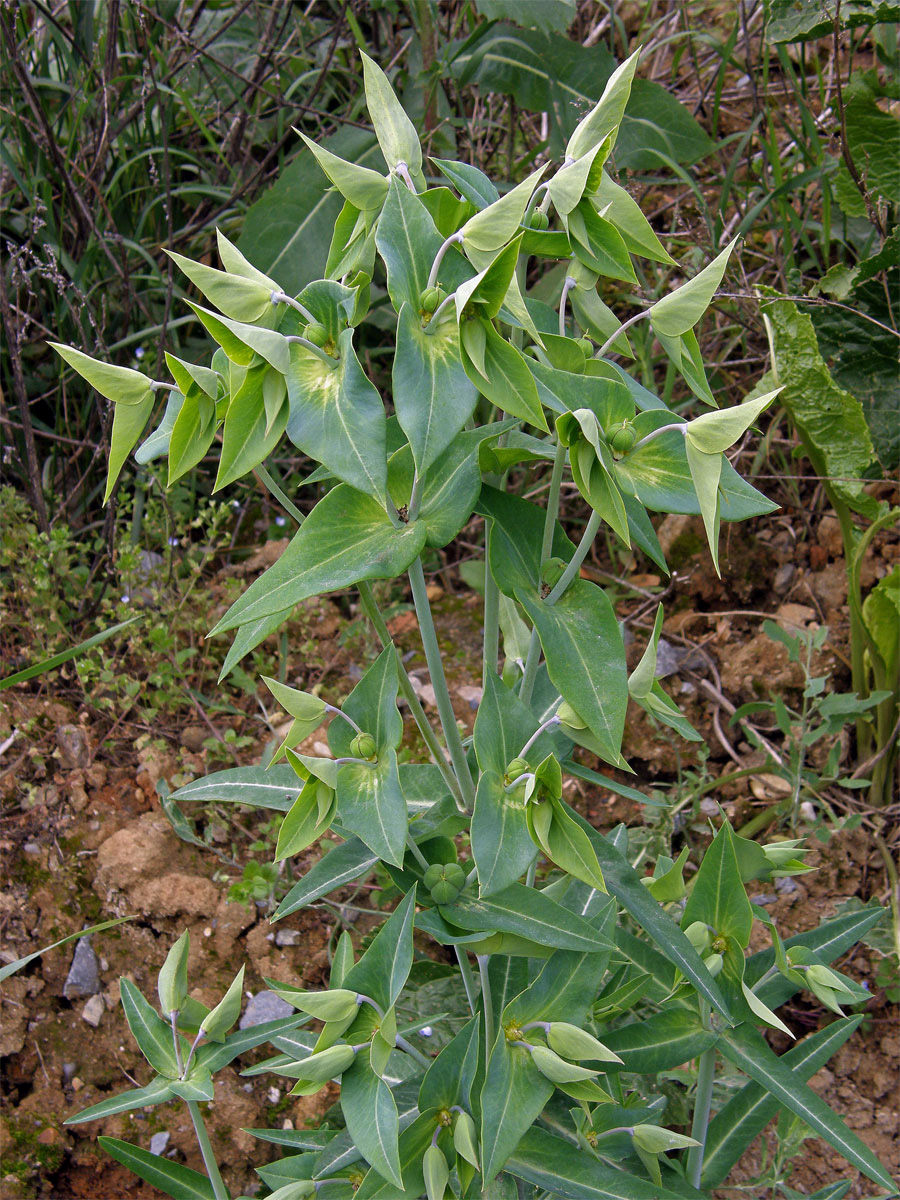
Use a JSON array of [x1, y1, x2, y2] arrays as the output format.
[[239, 990, 294, 1028], [775, 876, 799, 895], [64, 938, 101, 999], [149, 1132, 170, 1156], [81, 995, 105, 1027], [71, 1077, 83, 1091], [275, 930, 301, 947], [267, 1087, 281, 1104]]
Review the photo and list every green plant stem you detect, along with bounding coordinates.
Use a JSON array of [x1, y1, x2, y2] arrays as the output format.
[[482, 518, 500, 688], [396, 1033, 431, 1069], [477, 955, 494, 1051], [519, 441, 566, 706], [406, 836, 429, 871], [408, 557, 476, 810], [455, 946, 479, 1016], [545, 509, 602, 605], [187, 1100, 228, 1200], [356, 582, 464, 808], [595, 307, 651, 359], [686, 1002, 716, 1189], [255, 463, 304, 525], [872, 833, 900, 966]]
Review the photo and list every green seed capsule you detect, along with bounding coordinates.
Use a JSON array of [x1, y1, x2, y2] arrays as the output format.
[[430, 878, 462, 905], [444, 863, 466, 889], [349, 732, 377, 760], [556, 701, 587, 730], [528, 208, 549, 230], [576, 337, 593, 357], [541, 557, 567, 587], [304, 323, 329, 347], [419, 285, 446, 313], [608, 422, 637, 455], [422, 864, 444, 890], [505, 757, 530, 782]]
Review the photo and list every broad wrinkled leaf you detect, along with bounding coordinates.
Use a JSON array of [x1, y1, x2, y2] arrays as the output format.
[[210, 485, 426, 634]]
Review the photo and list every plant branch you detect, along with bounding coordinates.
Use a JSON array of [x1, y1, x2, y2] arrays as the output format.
[[686, 1001, 715, 1189], [427, 232, 463, 289], [477, 955, 494, 1052], [595, 307, 651, 359], [455, 946, 479, 1016], [408, 557, 476, 810], [545, 509, 602, 605], [187, 1100, 229, 1200]]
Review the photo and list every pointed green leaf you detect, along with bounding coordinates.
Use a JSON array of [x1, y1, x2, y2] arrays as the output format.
[[98, 1137, 216, 1200], [361, 52, 422, 175], [136, 388, 183, 464], [51, 343, 153, 405], [648, 237, 738, 337], [471, 768, 537, 896], [286, 327, 387, 502], [567, 201, 637, 284], [504, 944, 614, 1027], [201, 965, 244, 1041], [158, 931, 190, 1017], [392, 302, 477, 473], [540, 797, 608, 892], [297, 130, 388, 213], [187, 301, 290, 372], [171, 764, 302, 811], [460, 165, 547, 251], [342, 887, 417, 1011], [684, 437, 722, 574], [439, 882, 612, 953], [682, 821, 753, 948], [275, 838, 380, 920], [167, 389, 217, 486], [328, 644, 402, 756], [215, 364, 287, 491], [210, 485, 426, 634], [686, 389, 780, 454], [480, 1036, 553, 1182], [594, 172, 675, 264], [460, 318, 548, 430], [516, 578, 627, 767], [719, 1023, 896, 1193], [602, 1009, 717, 1073], [419, 1017, 481, 1113], [105, 391, 156, 501], [0, 916, 133, 985], [166, 248, 273, 322], [433, 158, 499, 209], [566, 47, 641, 160], [629, 604, 664, 699], [120, 979, 180, 1077], [335, 751, 407, 868], [275, 778, 335, 861], [65, 1076, 175, 1125], [340, 1051, 403, 1188], [376, 179, 447, 312]]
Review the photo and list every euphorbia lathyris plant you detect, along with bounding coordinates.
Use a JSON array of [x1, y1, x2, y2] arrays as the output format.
[[56, 50, 894, 1200]]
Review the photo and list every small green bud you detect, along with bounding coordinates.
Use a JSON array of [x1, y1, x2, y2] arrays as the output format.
[[556, 701, 587, 731], [710, 935, 728, 955], [547, 1022, 623, 1064], [703, 952, 724, 978], [541, 557, 567, 587], [576, 337, 593, 357], [292, 1042, 356, 1083], [349, 732, 377, 760], [453, 1110, 480, 1169], [290, 989, 360, 1023], [423, 1143, 449, 1200], [684, 921, 711, 955], [608, 421, 637, 455], [529, 1044, 601, 1084], [631, 1124, 700, 1154], [303, 322, 329, 347], [505, 757, 530, 782], [528, 208, 549, 230]]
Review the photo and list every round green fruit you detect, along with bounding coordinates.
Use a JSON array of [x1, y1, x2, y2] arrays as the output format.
[[418, 285, 445, 312], [608, 422, 637, 455], [505, 757, 530, 782], [541, 557, 567, 587], [528, 209, 549, 230], [303, 322, 329, 347], [349, 732, 377, 760]]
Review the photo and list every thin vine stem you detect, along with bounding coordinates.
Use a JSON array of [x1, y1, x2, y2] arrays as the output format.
[[545, 509, 602, 605], [519, 441, 566, 705], [686, 1000, 716, 1188], [595, 306, 652, 359], [477, 955, 494, 1052], [455, 946, 479, 1015], [408, 557, 476, 810]]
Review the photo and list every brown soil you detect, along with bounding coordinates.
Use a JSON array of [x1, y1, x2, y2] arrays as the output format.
[[1, 505, 897, 1200]]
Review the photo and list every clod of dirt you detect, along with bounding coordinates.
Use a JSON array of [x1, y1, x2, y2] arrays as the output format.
[[55, 724, 91, 770], [130, 873, 219, 920], [63, 937, 101, 999], [80, 995, 105, 1027]]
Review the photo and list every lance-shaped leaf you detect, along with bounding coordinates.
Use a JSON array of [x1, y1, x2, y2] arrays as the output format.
[[655, 325, 715, 406], [593, 172, 675, 264], [478, 484, 576, 599], [471, 768, 537, 896], [480, 1035, 554, 1182], [136, 389, 183, 465], [460, 317, 548, 431], [601, 1008, 717, 1073], [336, 752, 407, 868], [98, 1137, 217, 1200], [286, 327, 387, 503], [187, 302, 290, 372], [684, 435, 722, 574], [459, 165, 547, 252], [166, 248, 275, 322], [210, 485, 426, 634], [433, 157, 499, 209], [120, 979, 180, 1077], [685, 388, 780, 454], [105, 391, 156, 501], [342, 886, 417, 1012], [275, 837, 379, 920], [263, 677, 328, 752], [719, 1023, 897, 1194], [682, 821, 753, 948], [701, 1016, 864, 1188], [648, 236, 738, 337], [566, 201, 637, 284], [275, 777, 336, 861], [200, 966, 244, 1041], [216, 227, 279, 289], [215, 363, 287, 491], [376, 180, 447, 312], [505, 945, 614, 1028], [566, 47, 641, 160], [548, 143, 605, 216], [171, 763, 302, 811], [328, 644, 402, 757], [65, 1075, 176, 1125], [392, 302, 477, 474], [157, 931, 190, 1017], [419, 1017, 481, 1114], [297, 130, 388, 214], [529, 796, 608, 893], [569, 436, 631, 546], [164, 353, 219, 401], [168, 389, 218, 487], [517, 579, 627, 768], [455, 236, 522, 320], [439, 882, 611, 953], [51, 343, 154, 406], [361, 51, 422, 177]]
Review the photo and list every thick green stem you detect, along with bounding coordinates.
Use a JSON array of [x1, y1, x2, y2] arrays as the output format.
[[455, 946, 479, 1015], [482, 519, 500, 688], [686, 1002, 716, 1189], [519, 442, 566, 706], [408, 557, 477, 810], [187, 1100, 229, 1200], [545, 509, 601, 605], [477, 955, 495, 1053], [396, 1033, 432, 1069], [357, 581, 464, 808]]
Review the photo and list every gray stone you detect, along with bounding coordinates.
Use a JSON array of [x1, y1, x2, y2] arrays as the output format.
[[64, 937, 101, 999], [775, 876, 799, 895], [149, 1132, 170, 1156], [239, 990, 293, 1029], [274, 930, 301, 947], [81, 994, 105, 1027]]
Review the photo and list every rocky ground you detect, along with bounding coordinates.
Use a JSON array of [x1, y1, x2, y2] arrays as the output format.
[[1, 503, 897, 1199]]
